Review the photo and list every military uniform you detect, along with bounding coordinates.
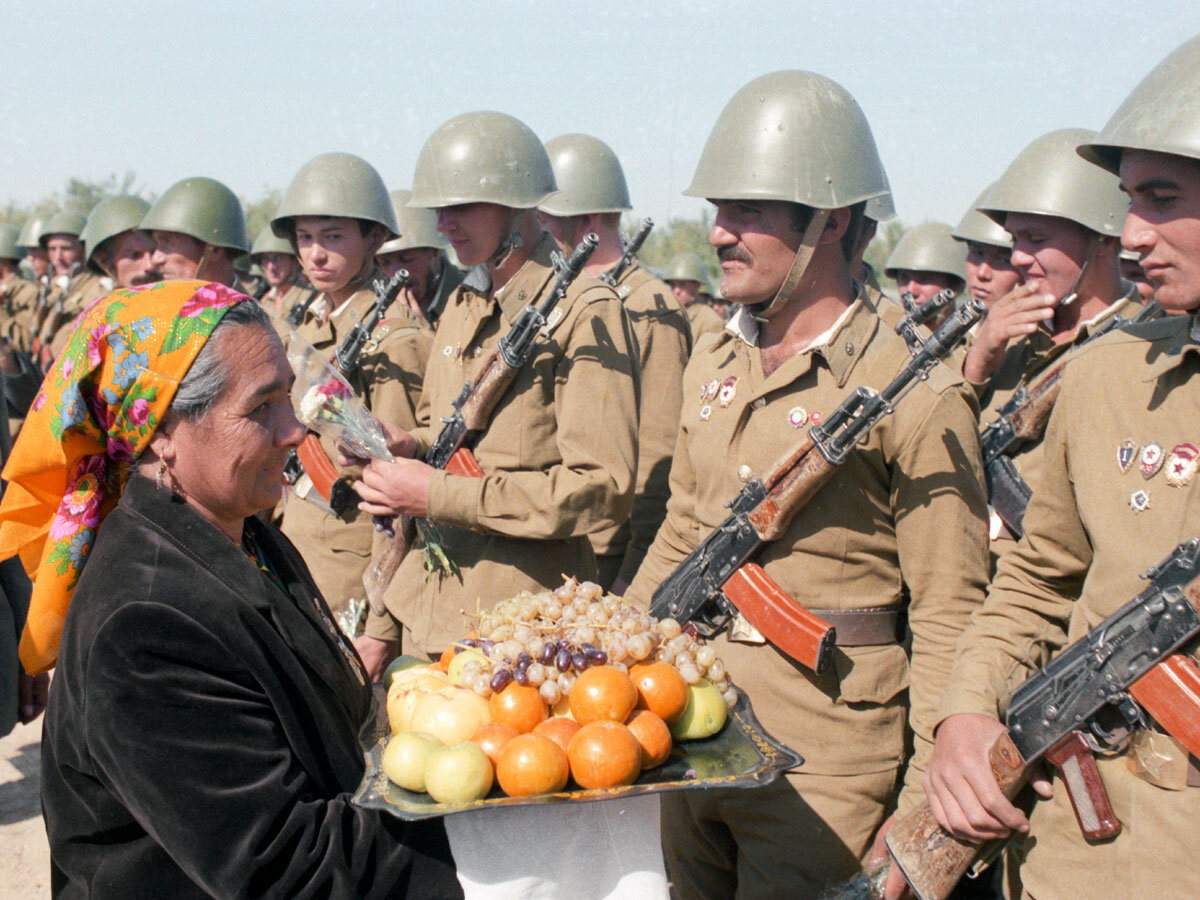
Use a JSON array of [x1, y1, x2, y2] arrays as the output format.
[[281, 280, 432, 618], [685, 300, 725, 346], [0, 272, 39, 352], [366, 234, 639, 656], [46, 270, 114, 358], [939, 314, 1200, 900], [626, 293, 990, 897], [262, 282, 316, 337], [588, 261, 690, 588]]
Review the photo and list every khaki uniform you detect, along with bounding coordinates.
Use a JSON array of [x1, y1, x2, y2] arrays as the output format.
[[46, 271, 113, 359], [589, 262, 691, 588], [261, 282, 316, 338], [625, 293, 990, 898], [281, 278, 432, 618], [366, 234, 639, 657], [0, 273, 39, 352], [939, 313, 1200, 900], [424, 260, 464, 325], [685, 300, 725, 346]]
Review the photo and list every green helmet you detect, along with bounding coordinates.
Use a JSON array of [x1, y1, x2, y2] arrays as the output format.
[[0, 223, 20, 260], [39, 210, 87, 245], [980, 128, 1127, 237], [684, 70, 889, 208], [141, 177, 251, 252], [1079, 35, 1200, 173], [884, 222, 967, 283], [80, 195, 151, 272], [537, 134, 631, 216], [409, 111, 557, 210], [865, 191, 896, 223], [664, 253, 709, 284], [377, 189, 449, 255], [952, 184, 1012, 249], [271, 152, 398, 240], [250, 225, 297, 259], [17, 217, 46, 250]]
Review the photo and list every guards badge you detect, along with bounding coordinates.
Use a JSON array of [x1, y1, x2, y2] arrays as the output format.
[[1165, 443, 1199, 487], [718, 375, 739, 408], [1140, 442, 1165, 479], [1117, 439, 1138, 474]]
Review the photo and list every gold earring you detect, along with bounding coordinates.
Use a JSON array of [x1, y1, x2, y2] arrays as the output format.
[[156, 460, 167, 489]]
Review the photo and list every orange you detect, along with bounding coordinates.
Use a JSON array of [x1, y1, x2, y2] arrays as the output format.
[[629, 662, 689, 724], [532, 717, 581, 757], [568, 665, 638, 725], [624, 709, 673, 769], [496, 734, 570, 797], [470, 722, 519, 766], [489, 682, 548, 734], [567, 721, 642, 789]]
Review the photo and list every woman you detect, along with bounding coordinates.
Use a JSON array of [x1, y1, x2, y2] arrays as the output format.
[[0, 280, 460, 899]]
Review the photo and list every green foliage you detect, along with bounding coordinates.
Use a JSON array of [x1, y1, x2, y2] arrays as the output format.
[[242, 187, 282, 244], [0, 172, 151, 227]]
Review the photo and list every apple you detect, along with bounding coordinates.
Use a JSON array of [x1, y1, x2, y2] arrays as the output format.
[[410, 686, 493, 746], [382, 731, 442, 792], [386, 672, 452, 733], [669, 679, 728, 741], [446, 648, 490, 686], [384, 655, 432, 689], [424, 742, 494, 804]]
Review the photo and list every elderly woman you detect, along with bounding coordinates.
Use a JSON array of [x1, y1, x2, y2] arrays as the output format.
[[0, 281, 460, 899]]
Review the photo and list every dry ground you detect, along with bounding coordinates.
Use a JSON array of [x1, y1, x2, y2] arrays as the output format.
[[1, 716, 50, 898]]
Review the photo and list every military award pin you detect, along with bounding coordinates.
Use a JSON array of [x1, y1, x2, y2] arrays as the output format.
[[1117, 439, 1138, 474], [786, 406, 808, 428], [699, 405, 712, 421], [1140, 442, 1165, 479], [718, 375, 739, 408], [1130, 489, 1151, 513], [701, 379, 719, 405], [1165, 443, 1199, 487]]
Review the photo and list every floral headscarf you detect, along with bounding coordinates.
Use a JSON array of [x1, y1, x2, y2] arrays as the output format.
[[0, 280, 246, 673]]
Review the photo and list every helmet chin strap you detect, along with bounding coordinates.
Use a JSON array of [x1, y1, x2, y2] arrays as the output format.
[[749, 209, 830, 321], [487, 210, 524, 269]]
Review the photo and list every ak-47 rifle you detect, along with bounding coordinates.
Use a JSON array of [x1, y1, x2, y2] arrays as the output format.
[[895, 289, 957, 354], [880, 537, 1200, 900], [285, 287, 321, 328], [983, 301, 1164, 537], [362, 234, 600, 605], [288, 270, 412, 513], [600, 218, 653, 289], [648, 298, 986, 674]]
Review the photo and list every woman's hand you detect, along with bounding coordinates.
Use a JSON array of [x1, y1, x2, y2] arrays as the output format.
[[354, 458, 434, 518], [337, 421, 417, 468], [18, 670, 49, 723], [963, 284, 1057, 384]]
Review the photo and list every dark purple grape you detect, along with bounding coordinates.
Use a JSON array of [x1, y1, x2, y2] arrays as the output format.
[[540, 641, 558, 665], [516, 652, 532, 668], [571, 651, 588, 671], [462, 638, 477, 648], [452, 644, 466, 655], [555, 647, 571, 672], [479, 640, 495, 655], [586, 648, 608, 665], [513, 666, 529, 686], [580, 642, 597, 653], [490, 668, 512, 692]]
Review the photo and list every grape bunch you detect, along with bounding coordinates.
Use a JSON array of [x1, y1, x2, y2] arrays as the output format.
[[452, 577, 738, 709]]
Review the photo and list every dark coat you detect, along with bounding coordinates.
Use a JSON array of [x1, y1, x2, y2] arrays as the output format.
[[42, 474, 462, 899]]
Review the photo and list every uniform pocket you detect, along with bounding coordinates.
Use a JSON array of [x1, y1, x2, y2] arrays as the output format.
[[834, 643, 910, 705]]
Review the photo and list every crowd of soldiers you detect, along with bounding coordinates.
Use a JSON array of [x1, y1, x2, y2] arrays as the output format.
[[3, 30, 1199, 900]]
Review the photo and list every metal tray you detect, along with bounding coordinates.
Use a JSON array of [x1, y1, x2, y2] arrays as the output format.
[[352, 684, 801, 820]]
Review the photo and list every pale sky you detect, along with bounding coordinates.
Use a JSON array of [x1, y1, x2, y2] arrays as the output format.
[[6, 1, 1200, 229]]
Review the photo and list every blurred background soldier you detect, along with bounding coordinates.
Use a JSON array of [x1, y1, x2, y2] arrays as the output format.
[[1119, 246, 1156, 301], [141, 176, 251, 290], [375, 189, 461, 326], [952, 184, 1021, 308], [34, 210, 107, 368], [537, 132, 691, 592], [16, 217, 49, 282], [852, 192, 897, 290], [884, 220, 967, 327], [664, 251, 724, 344], [249, 224, 313, 328], [0, 224, 39, 354], [82, 195, 157, 291]]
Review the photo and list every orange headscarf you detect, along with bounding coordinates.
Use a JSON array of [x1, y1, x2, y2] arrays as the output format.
[[0, 280, 248, 673]]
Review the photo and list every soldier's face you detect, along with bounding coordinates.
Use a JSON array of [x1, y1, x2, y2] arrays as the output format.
[[710, 200, 805, 306], [892, 269, 961, 305], [1120, 149, 1200, 312], [45, 235, 82, 275], [435, 203, 510, 267], [668, 279, 701, 307], [294, 216, 372, 296], [25, 248, 49, 277], [151, 230, 206, 280], [258, 253, 298, 288], [376, 247, 440, 301], [103, 230, 158, 288], [1007, 213, 1092, 302], [964, 241, 1020, 306]]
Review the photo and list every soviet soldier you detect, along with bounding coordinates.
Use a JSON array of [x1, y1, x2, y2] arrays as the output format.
[[16, 217, 50, 282], [10, 219, 48, 353], [0, 224, 39, 353], [536, 132, 692, 591], [952, 185, 1021, 309], [141, 176, 251, 289], [1119, 247, 1156, 301], [663, 251, 725, 344], [623, 70, 989, 899], [375, 189, 462, 326], [883, 221, 967, 327], [35, 210, 110, 367], [249, 225, 314, 329], [351, 111, 639, 671], [274, 153, 432, 625], [923, 35, 1200, 900], [81, 195, 157, 291]]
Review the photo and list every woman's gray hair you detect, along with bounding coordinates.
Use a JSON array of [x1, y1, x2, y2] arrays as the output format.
[[169, 300, 275, 421]]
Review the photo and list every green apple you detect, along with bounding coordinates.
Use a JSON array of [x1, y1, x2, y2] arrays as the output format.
[[446, 648, 489, 686], [384, 655, 432, 689], [424, 742, 494, 804], [382, 731, 442, 792], [669, 679, 728, 741]]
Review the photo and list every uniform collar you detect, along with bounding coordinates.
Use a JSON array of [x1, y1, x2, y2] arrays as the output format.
[[1140, 313, 1200, 382], [492, 232, 559, 327]]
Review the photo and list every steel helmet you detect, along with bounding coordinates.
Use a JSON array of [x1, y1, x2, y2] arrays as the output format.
[[684, 70, 890, 208], [1079, 35, 1200, 173], [0, 224, 20, 260], [377, 189, 448, 255], [39, 210, 87, 245], [80, 195, 152, 272], [538, 134, 631, 216], [408, 111, 557, 210], [271, 152, 398, 240], [865, 191, 897, 223], [884, 222, 967, 283], [141, 177, 251, 252], [16, 217, 46, 250], [250, 225, 297, 258], [952, 185, 1012, 249], [664, 253, 710, 284], [981, 129, 1128, 237]]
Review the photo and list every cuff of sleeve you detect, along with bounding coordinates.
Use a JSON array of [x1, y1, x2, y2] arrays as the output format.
[[937, 680, 1006, 724], [365, 607, 401, 643], [426, 471, 482, 531]]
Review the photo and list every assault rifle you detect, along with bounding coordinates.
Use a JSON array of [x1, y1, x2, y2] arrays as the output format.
[[648, 298, 986, 674], [983, 301, 1164, 537], [285, 288, 321, 328], [362, 234, 600, 604], [599, 218, 653, 289], [882, 537, 1200, 900], [895, 289, 957, 354]]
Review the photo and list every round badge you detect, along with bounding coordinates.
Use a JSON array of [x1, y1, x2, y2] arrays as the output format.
[[787, 406, 808, 428]]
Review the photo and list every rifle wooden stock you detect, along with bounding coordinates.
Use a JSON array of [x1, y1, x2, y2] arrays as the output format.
[[748, 437, 836, 541], [459, 349, 516, 431], [722, 563, 835, 673], [364, 516, 414, 616], [1004, 365, 1063, 446], [1129, 653, 1200, 759], [296, 434, 339, 503]]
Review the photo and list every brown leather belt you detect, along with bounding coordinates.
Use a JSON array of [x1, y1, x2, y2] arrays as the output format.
[[807, 606, 904, 647]]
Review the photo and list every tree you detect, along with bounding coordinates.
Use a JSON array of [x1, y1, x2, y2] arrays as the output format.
[[242, 187, 282, 247]]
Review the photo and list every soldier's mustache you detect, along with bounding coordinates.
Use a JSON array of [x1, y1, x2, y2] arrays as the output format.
[[717, 247, 751, 265], [132, 271, 161, 286]]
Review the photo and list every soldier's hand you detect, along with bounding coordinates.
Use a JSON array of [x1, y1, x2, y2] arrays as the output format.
[[355, 457, 433, 518], [866, 815, 914, 900], [337, 421, 416, 467], [962, 284, 1056, 384], [396, 286, 428, 323], [353, 635, 397, 683]]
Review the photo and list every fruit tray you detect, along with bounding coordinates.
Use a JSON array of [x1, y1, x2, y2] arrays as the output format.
[[352, 684, 802, 820]]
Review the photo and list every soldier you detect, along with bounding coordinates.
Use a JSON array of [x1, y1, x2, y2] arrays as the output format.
[[0, 224, 39, 353], [351, 111, 639, 672], [35, 211, 110, 368], [883, 221, 967, 327], [375, 189, 462, 325], [140, 176, 251, 289], [623, 70, 989, 899], [852, 192, 898, 290], [536, 132, 692, 591], [922, 35, 1200, 900], [41, 211, 86, 279], [664, 251, 725, 343], [81, 195, 157, 290], [952, 185, 1021, 308], [16, 217, 50, 281], [274, 153, 432, 624], [248, 225, 313, 327], [1119, 247, 1156, 301], [11, 219, 48, 352]]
